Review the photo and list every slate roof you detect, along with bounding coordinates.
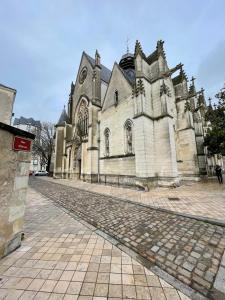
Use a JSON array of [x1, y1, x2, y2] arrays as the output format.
[[85, 53, 111, 83], [13, 116, 41, 128], [172, 72, 187, 85], [120, 67, 135, 85], [56, 107, 70, 126]]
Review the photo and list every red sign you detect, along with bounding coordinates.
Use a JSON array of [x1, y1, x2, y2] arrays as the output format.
[[13, 136, 31, 152]]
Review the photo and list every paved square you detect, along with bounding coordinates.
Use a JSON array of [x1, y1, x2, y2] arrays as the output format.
[[0, 188, 189, 300], [29, 178, 225, 298]]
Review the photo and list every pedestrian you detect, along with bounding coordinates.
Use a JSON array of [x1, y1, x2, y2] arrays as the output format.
[[215, 164, 223, 184]]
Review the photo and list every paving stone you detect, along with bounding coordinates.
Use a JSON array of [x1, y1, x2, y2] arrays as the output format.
[[136, 286, 151, 299], [123, 284, 136, 298], [149, 287, 166, 300], [108, 284, 122, 298], [67, 282, 82, 294], [94, 283, 108, 297], [182, 262, 195, 272], [80, 283, 95, 296]]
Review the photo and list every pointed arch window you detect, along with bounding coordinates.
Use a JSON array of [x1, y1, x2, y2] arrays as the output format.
[[104, 128, 110, 156], [124, 119, 133, 154], [77, 100, 88, 137]]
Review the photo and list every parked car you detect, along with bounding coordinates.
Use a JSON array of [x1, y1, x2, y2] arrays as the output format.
[[34, 170, 49, 176]]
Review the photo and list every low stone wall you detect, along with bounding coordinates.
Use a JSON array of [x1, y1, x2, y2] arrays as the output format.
[[0, 122, 34, 259]]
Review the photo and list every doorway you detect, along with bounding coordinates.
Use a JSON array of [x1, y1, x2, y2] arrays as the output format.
[[78, 159, 81, 179]]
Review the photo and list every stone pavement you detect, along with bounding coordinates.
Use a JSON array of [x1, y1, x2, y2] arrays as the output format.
[[0, 189, 190, 300], [41, 177, 225, 222], [29, 178, 225, 299]]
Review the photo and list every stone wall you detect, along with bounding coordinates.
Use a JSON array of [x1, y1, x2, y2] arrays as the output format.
[[0, 122, 34, 259], [100, 94, 136, 177]]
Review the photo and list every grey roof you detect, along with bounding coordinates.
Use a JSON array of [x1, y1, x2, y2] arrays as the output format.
[[57, 107, 70, 126], [85, 53, 111, 83], [120, 67, 135, 85], [13, 116, 41, 128], [172, 71, 188, 85], [121, 53, 134, 59]]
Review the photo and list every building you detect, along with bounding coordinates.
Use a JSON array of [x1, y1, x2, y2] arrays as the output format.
[[13, 117, 43, 172], [0, 84, 35, 258], [0, 83, 16, 125], [54, 40, 208, 189]]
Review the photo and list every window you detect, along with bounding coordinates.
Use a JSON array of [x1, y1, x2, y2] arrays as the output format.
[[104, 128, 110, 156], [77, 100, 88, 137], [114, 90, 118, 106], [124, 120, 133, 154]]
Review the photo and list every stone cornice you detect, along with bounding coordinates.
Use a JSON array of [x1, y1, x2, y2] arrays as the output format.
[[100, 153, 135, 160], [0, 122, 35, 139], [177, 126, 195, 132], [133, 112, 173, 121]]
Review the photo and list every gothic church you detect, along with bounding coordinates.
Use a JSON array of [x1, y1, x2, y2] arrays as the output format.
[[54, 40, 207, 189]]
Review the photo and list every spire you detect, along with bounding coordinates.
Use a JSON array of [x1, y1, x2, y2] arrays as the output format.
[[208, 97, 212, 107], [95, 50, 101, 66], [191, 76, 196, 86], [69, 81, 75, 98], [134, 40, 145, 58], [56, 106, 70, 126], [189, 76, 196, 95], [126, 37, 130, 54], [156, 40, 166, 59], [180, 65, 188, 81]]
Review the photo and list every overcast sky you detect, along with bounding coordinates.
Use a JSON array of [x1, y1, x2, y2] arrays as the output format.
[[0, 0, 225, 123]]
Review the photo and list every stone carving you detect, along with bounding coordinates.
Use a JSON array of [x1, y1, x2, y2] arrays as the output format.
[[124, 120, 133, 154], [79, 67, 87, 84], [104, 128, 110, 156], [184, 100, 195, 113], [160, 81, 171, 97], [132, 79, 145, 98]]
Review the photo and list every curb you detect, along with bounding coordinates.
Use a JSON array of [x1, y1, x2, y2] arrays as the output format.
[[212, 250, 225, 299]]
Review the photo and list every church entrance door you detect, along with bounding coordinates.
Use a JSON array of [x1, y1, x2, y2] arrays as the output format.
[[78, 159, 81, 179]]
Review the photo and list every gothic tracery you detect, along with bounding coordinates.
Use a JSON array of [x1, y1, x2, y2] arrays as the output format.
[[124, 119, 133, 154], [77, 100, 88, 137]]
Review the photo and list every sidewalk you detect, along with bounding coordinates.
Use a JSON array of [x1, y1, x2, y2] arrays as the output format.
[[0, 188, 190, 300], [42, 177, 225, 222]]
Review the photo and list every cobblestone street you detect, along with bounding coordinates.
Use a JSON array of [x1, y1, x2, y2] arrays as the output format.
[[0, 188, 190, 300], [41, 177, 225, 222], [29, 178, 225, 299]]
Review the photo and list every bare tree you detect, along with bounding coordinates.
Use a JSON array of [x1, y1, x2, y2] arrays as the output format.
[[32, 122, 55, 172]]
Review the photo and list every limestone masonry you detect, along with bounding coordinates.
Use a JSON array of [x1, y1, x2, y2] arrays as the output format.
[[54, 40, 208, 188], [0, 122, 35, 258]]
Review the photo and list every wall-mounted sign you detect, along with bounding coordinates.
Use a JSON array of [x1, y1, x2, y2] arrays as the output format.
[[13, 136, 31, 152]]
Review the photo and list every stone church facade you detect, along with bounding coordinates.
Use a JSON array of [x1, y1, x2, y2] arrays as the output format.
[[54, 40, 207, 189]]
